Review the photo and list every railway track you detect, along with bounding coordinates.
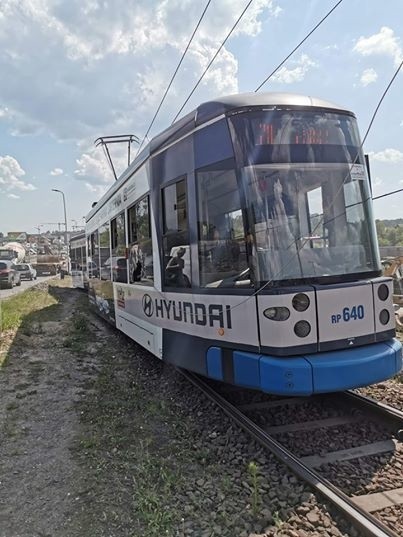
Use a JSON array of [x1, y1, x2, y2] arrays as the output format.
[[180, 370, 403, 537]]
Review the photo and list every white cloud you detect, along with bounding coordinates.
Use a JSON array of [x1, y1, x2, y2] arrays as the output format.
[[359, 67, 378, 87], [369, 148, 403, 163], [50, 167, 64, 176], [74, 144, 130, 185], [7, 193, 20, 199], [271, 54, 316, 84], [75, 150, 113, 184], [74, 132, 148, 194], [0, 0, 281, 142], [0, 106, 9, 118], [85, 182, 110, 198], [195, 44, 238, 94], [0, 155, 36, 193], [353, 27, 402, 66], [209, 0, 282, 38], [373, 176, 383, 188]]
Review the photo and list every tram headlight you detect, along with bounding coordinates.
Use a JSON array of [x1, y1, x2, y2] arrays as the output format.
[[379, 309, 390, 325], [294, 320, 311, 338], [378, 284, 389, 301], [263, 307, 290, 321], [292, 293, 310, 312]]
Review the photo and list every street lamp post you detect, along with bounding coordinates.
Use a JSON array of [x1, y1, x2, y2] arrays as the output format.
[[51, 189, 68, 249], [52, 190, 68, 276]]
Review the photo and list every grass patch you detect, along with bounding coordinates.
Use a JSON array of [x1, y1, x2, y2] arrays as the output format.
[[0, 287, 59, 332], [248, 461, 261, 518], [70, 347, 187, 537], [62, 309, 92, 353]]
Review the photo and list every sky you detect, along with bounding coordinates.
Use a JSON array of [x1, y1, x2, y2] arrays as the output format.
[[0, 0, 402, 234]]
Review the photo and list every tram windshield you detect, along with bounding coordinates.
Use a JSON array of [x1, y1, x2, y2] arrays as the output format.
[[229, 109, 380, 284]]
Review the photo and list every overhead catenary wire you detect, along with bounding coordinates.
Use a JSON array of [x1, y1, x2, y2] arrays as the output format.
[[254, 0, 344, 92], [373, 187, 403, 202], [135, 0, 212, 158], [171, 0, 254, 124]]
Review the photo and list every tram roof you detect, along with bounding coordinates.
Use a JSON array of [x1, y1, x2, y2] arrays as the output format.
[[86, 92, 351, 223], [69, 231, 85, 243], [150, 92, 351, 155]]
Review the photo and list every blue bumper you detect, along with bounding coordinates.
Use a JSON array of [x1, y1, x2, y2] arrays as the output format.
[[206, 339, 402, 396]]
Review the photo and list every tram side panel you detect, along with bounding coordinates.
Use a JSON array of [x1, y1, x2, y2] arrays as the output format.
[[113, 284, 259, 368]]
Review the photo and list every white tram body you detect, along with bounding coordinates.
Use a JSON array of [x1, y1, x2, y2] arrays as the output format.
[[82, 92, 402, 395]]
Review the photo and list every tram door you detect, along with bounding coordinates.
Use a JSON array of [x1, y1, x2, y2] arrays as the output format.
[[161, 177, 191, 289]]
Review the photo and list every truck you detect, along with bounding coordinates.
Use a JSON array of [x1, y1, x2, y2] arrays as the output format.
[[0, 242, 26, 264], [32, 254, 61, 276], [31, 239, 63, 276]]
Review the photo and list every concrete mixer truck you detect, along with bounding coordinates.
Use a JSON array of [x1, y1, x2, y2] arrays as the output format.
[[0, 242, 26, 264]]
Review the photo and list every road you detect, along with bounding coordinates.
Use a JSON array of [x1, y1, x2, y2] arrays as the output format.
[[0, 275, 58, 300]]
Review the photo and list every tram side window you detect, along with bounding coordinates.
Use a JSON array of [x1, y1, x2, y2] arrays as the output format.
[[196, 161, 248, 287], [72, 246, 82, 271], [162, 178, 191, 288], [128, 196, 153, 284], [99, 223, 111, 281], [78, 248, 83, 270], [110, 213, 128, 283], [89, 231, 99, 279], [81, 245, 87, 273], [70, 247, 77, 270]]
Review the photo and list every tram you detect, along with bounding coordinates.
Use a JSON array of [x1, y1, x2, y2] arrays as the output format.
[[69, 232, 87, 289], [82, 92, 402, 395]]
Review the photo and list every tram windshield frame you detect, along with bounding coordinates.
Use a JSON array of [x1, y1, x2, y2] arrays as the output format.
[[228, 108, 381, 287]]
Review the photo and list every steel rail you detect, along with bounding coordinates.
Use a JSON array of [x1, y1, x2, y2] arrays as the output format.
[[342, 391, 403, 428], [180, 370, 401, 537]]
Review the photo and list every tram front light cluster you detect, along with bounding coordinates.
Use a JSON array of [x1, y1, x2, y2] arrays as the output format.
[[264, 293, 312, 337], [263, 306, 290, 321], [379, 309, 390, 325], [377, 284, 389, 301], [294, 320, 311, 338], [292, 293, 310, 312]]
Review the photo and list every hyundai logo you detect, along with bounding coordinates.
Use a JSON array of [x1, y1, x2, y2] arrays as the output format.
[[142, 294, 154, 317]]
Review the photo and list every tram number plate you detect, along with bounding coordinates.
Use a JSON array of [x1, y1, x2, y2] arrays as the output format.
[[331, 305, 364, 324]]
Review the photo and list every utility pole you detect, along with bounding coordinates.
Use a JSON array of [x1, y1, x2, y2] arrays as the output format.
[[51, 189, 68, 250]]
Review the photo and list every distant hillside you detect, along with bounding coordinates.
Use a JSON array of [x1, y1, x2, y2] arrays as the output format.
[[376, 219, 403, 246], [376, 218, 403, 228]]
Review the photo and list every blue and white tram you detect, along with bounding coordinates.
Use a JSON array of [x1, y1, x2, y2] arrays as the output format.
[[84, 92, 402, 395]]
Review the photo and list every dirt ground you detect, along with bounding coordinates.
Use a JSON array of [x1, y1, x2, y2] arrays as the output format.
[[0, 283, 164, 537], [0, 285, 90, 536]]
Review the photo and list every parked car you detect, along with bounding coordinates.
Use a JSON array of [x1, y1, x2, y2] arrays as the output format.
[[0, 261, 22, 289], [14, 263, 37, 281]]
